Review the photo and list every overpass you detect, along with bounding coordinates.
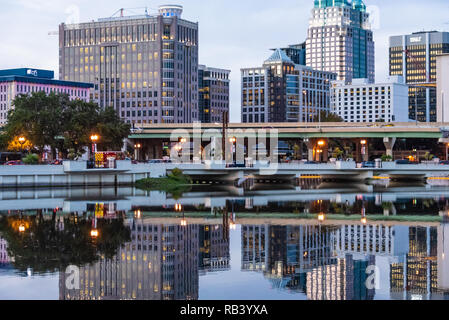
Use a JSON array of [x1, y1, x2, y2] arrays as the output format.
[[127, 122, 449, 162]]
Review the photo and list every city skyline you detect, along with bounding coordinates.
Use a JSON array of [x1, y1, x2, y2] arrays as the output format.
[[0, 0, 448, 122]]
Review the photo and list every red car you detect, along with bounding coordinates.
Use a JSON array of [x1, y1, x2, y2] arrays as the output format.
[[5, 160, 23, 166]]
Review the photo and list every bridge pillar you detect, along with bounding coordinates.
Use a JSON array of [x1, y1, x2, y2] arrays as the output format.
[[383, 137, 397, 159], [304, 138, 329, 162], [304, 139, 315, 162]]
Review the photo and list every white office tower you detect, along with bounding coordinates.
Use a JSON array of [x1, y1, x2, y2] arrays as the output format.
[[306, 0, 375, 84]]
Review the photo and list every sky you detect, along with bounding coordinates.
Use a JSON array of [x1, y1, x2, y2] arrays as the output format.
[[0, 0, 448, 122]]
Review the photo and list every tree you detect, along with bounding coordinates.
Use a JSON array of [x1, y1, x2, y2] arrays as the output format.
[[5, 92, 68, 158], [7, 136, 33, 152], [5, 92, 131, 159], [313, 111, 344, 123]]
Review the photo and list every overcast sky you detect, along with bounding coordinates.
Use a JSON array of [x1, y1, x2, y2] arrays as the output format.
[[0, 0, 448, 122]]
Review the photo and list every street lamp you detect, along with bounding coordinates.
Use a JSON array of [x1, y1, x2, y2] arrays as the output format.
[[134, 143, 142, 161], [318, 212, 326, 223], [18, 136, 26, 153], [90, 134, 99, 161]]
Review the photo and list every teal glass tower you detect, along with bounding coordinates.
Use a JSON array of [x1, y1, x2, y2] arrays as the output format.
[[307, 0, 375, 83]]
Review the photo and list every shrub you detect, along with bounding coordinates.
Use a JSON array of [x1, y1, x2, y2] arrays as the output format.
[[22, 154, 39, 165], [381, 154, 393, 162]]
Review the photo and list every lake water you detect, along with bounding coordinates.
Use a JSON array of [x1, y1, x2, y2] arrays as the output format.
[[0, 181, 448, 300]]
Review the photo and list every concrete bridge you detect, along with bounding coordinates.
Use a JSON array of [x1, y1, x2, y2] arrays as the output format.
[[0, 184, 446, 214], [1, 160, 449, 187], [128, 122, 449, 162]]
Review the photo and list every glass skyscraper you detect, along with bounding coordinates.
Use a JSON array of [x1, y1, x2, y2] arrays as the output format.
[[59, 5, 199, 125], [306, 0, 375, 83], [389, 31, 449, 122]]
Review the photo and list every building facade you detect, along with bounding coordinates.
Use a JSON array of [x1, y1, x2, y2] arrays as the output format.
[[0, 68, 92, 125], [436, 54, 449, 122], [199, 224, 230, 273], [273, 43, 307, 65], [59, 5, 199, 125], [389, 31, 449, 122], [241, 49, 336, 123], [60, 220, 199, 300], [331, 76, 410, 123], [198, 65, 230, 123], [306, 0, 375, 84], [0, 237, 9, 264]]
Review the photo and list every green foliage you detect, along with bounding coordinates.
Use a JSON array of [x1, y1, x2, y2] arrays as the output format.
[[424, 152, 435, 161], [22, 154, 39, 165], [0, 214, 131, 274], [381, 154, 393, 162], [4, 92, 131, 158], [332, 147, 344, 159], [313, 111, 344, 123], [136, 169, 192, 199]]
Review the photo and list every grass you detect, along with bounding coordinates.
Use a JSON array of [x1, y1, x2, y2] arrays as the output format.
[[135, 168, 193, 199], [123, 211, 443, 223]]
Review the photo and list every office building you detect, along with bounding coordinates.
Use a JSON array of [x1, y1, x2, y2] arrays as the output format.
[[241, 49, 336, 123], [272, 43, 307, 65], [199, 224, 230, 273], [307, 254, 376, 300], [437, 54, 449, 122], [198, 65, 230, 123], [306, 0, 375, 83], [0, 238, 9, 264], [59, 5, 199, 125], [331, 76, 410, 123], [389, 31, 449, 122], [60, 220, 199, 300], [0, 68, 92, 125]]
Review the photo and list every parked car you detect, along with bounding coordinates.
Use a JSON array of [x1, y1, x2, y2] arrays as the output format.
[[149, 160, 164, 164], [440, 160, 449, 165], [396, 159, 417, 165], [5, 160, 23, 166], [304, 161, 318, 165], [361, 161, 375, 168]]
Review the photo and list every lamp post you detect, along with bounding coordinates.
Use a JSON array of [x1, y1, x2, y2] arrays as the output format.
[[317, 140, 325, 162], [229, 137, 237, 165], [90, 134, 99, 161], [18, 136, 26, 154], [134, 143, 142, 161], [360, 139, 367, 162]]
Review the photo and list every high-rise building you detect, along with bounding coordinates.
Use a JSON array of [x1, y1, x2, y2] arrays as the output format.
[[0, 238, 9, 264], [241, 49, 336, 123], [198, 225, 230, 273], [0, 68, 92, 125], [306, 0, 375, 83], [59, 5, 199, 125], [436, 54, 449, 122], [272, 43, 307, 65], [198, 65, 230, 123], [389, 31, 449, 122], [59, 220, 199, 300], [331, 76, 410, 123]]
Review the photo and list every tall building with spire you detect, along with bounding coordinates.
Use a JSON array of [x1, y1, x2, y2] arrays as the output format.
[[241, 49, 335, 123], [306, 0, 375, 83]]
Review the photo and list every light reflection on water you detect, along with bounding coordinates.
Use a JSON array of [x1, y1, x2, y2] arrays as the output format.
[[0, 183, 448, 301]]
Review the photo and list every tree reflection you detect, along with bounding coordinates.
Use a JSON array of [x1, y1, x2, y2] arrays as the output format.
[[0, 213, 131, 275]]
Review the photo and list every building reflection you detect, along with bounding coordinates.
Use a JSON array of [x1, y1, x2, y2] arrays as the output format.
[[241, 222, 449, 300], [60, 218, 200, 300], [199, 225, 230, 274], [0, 237, 9, 264]]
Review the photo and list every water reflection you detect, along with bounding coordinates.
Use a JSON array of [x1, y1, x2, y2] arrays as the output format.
[[0, 184, 448, 300]]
